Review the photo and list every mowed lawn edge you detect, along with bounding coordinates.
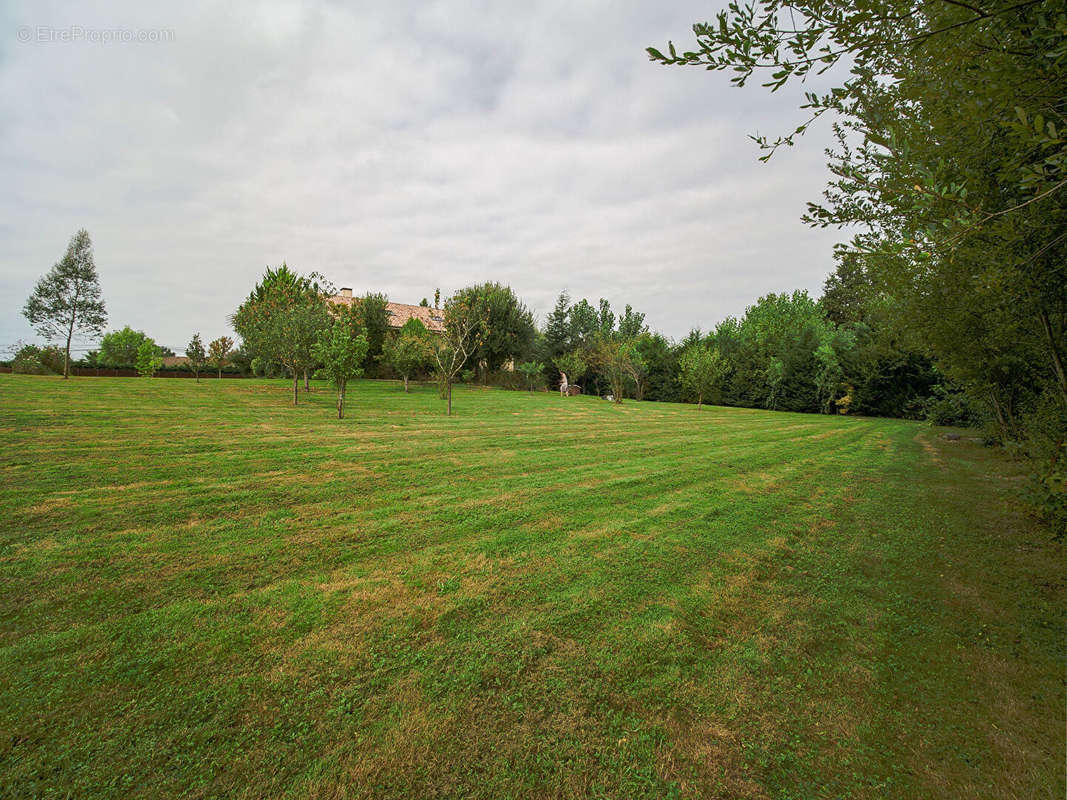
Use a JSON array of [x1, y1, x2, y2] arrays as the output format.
[[0, 375, 1062, 799]]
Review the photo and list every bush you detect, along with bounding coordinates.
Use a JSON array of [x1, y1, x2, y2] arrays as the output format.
[[11, 344, 63, 375], [486, 369, 528, 391], [924, 385, 981, 427]]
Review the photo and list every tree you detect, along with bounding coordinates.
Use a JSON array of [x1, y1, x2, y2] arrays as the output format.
[[10, 343, 64, 375], [679, 346, 727, 409], [186, 334, 207, 382], [591, 337, 639, 404], [233, 264, 332, 399], [651, 0, 1067, 526], [136, 338, 163, 377], [517, 361, 545, 391], [349, 293, 390, 373], [635, 332, 681, 402], [99, 326, 153, 368], [568, 299, 599, 348], [618, 304, 647, 339], [313, 307, 369, 419], [625, 342, 649, 401], [384, 318, 433, 391], [232, 263, 328, 361], [432, 296, 481, 415], [451, 282, 536, 377], [543, 291, 572, 359], [553, 352, 586, 394], [22, 229, 107, 378], [263, 303, 329, 404], [597, 298, 615, 336], [208, 336, 234, 380]]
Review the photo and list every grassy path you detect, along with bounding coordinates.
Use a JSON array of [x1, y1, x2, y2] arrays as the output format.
[[0, 376, 1062, 798]]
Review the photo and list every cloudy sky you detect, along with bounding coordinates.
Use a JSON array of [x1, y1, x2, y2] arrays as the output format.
[[1, 0, 844, 355]]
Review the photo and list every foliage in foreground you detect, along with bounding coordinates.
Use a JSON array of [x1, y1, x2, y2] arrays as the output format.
[[650, 0, 1066, 531]]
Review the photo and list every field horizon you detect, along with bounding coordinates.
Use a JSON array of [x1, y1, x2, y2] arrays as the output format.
[[1, 375, 1062, 798]]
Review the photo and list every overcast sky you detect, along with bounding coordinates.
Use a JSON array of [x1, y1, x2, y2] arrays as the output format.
[[1, 0, 845, 354]]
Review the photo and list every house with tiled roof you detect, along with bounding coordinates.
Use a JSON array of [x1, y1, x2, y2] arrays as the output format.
[[329, 288, 446, 333]]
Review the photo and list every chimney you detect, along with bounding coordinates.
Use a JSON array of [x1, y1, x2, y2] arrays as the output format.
[[339, 287, 352, 299]]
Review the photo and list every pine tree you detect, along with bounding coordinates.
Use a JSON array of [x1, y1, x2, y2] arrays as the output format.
[[544, 291, 571, 358]]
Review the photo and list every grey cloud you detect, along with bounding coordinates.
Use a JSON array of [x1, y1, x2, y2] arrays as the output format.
[[1, 0, 844, 353]]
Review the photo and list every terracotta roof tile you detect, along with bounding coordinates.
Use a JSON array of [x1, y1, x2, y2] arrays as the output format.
[[328, 295, 446, 333]]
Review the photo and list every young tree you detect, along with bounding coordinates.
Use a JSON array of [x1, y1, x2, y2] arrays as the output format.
[[186, 333, 207, 382], [349, 293, 390, 373], [267, 304, 330, 404], [313, 311, 369, 419], [433, 296, 481, 416], [553, 352, 587, 395], [679, 346, 727, 409], [517, 361, 545, 391], [208, 336, 234, 379], [135, 338, 163, 377], [384, 318, 432, 392], [625, 343, 649, 401], [99, 326, 152, 368], [22, 229, 107, 378], [591, 337, 639, 404], [232, 263, 329, 361]]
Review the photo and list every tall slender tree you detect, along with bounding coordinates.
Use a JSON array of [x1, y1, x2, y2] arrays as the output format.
[[23, 229, 107, 378], [186, 333, 207, 382], [433, 296, 481, 416], [384, 318, 433, 392], [313, 305, 369, 419]]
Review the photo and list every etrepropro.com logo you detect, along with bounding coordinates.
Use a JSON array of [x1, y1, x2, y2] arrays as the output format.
[[16, 25, 175, 44]]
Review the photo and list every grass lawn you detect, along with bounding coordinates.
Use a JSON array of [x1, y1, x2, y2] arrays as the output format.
[[0, 375, 1062, 798]]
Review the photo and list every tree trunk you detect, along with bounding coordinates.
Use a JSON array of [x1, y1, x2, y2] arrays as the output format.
[[337, 381, 345, 419], [218, 367, 222, 379], [989, 391, 1008, 435], [304, 370, 310, 392], [63, 323, 73, 379], [292, 373, 299, 405], [1039, 309, 1067, 404], [62, 290, 79, 379], [447, 380, 453, 416], [403, 375, 409, 392], [697, 394, 703, 409]]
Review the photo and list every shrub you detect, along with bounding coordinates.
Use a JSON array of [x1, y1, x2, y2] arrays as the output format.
[[924, 385, 981, 427], [11, 344, 63, 375]]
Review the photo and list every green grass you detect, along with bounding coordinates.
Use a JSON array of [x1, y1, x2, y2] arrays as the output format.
[[0, 375, 1062, 799]]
